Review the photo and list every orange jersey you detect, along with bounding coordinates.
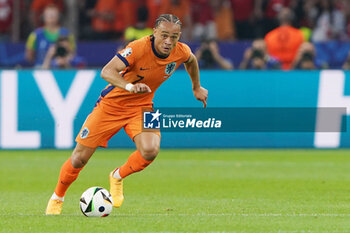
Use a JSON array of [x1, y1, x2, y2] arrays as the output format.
[[265, 25, 304, 70], [98, 36, 191, 113]]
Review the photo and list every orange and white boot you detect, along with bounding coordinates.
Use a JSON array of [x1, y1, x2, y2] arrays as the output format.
[[45, 198, 63, 215], [109, 171, 124, 208]]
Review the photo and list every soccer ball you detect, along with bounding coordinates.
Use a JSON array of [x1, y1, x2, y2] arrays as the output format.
[[80, 187, 113, 217]]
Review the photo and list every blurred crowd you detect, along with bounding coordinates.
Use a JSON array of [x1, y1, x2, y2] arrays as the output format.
[[2, 0, 350, 70], [2, 0, 350, 42]]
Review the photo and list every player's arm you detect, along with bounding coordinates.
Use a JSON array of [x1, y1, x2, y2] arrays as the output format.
[[184, 53, 208, 108], [101, 56, 151, 93]]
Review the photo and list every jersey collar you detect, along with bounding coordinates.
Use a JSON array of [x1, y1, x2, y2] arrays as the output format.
[[151, 36, 169, 59]]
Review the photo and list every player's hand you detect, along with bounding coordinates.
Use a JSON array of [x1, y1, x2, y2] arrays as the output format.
[[130, 83, 152, 93], [193, 86, 208, 108]]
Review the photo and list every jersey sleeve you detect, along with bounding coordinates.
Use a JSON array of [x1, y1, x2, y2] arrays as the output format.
[[116, 41, 141, 68], [181, 43, 192, 63], [26, 32, 37, 50]]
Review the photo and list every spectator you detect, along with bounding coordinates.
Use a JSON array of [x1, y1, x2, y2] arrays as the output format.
[[289, 1, 317, 41], [190, 0, 217, 41], [261, 0, 290, 36], [289, 0, 313, 28], [30, 0, 64, 28], [124, 6, 153, 42], [78, 0, 98, 40], [311, 0, 346, 41], [195, 39, 234, 70], [240, 39, 281, 69], [146, 0, 162, 28], [42, 36, 85, 69], [0, 0, 28, 41], [291, 42, 317, 70], [230, 0, 263, 39], [264, 7, 304, 70], [343, 0, 350, 38], [214, 0, 234, 40], [89, 0, 117, 40], [25, 5, 76, 67], [114, 0, 139, 39], [159, 0, 192, 40], [0, 0, 13, 41]]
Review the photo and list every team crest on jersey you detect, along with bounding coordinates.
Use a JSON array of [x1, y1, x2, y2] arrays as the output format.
[[80, 127, 89, 139], [165, 62, 176, 76], [121, 47, 132, 57]]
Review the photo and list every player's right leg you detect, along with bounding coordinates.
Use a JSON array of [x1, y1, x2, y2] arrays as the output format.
[[45, 143, 96, 215], [45, 102, 123, 215]]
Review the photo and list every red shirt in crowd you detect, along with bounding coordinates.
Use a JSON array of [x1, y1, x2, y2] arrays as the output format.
[[230, 0, 254, 21], [0, 0, 12, 33], [191, 0, 214, 24]]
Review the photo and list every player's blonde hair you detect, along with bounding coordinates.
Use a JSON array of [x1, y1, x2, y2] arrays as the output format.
[[155, 14, 182, 29]]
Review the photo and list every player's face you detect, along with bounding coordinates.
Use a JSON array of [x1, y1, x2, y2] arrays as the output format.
[[153, 22, 181, 56]]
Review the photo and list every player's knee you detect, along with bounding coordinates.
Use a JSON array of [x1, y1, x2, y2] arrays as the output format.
[[70, 144, 96, 168], [71, 150, 89, 168], [70, 154, 87, 168], [139, 145, 159, 161]]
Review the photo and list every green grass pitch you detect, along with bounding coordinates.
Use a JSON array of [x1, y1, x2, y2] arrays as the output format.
[[1, 149, 350, 233]]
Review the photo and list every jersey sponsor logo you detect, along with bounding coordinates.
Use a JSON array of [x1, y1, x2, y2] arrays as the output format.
[[80, 127, 89, 139], [165, 62, 176, 75], [121, 47, 132, 57]]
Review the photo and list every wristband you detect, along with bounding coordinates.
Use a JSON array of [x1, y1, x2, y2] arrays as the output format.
[[125, 83, 134, 92]]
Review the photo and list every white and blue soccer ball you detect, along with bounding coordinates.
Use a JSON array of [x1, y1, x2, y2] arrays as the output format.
[[80, 187, 113, 217]]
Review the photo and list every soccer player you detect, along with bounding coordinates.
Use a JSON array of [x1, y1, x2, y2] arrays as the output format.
[[45, 14, 208, 215]]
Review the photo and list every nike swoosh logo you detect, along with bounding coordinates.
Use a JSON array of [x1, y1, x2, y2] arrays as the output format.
[[140, 67, 150, 71]]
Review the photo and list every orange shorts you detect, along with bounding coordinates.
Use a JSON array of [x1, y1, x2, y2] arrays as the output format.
[[75, 105, 160, 148]]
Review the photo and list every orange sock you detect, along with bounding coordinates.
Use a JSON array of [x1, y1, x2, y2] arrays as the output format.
[[54, 157, 83, 197], [118, 150, 153, 179]]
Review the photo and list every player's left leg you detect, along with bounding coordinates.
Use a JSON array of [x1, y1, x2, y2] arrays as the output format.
[[110, 132, 160, 207]]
